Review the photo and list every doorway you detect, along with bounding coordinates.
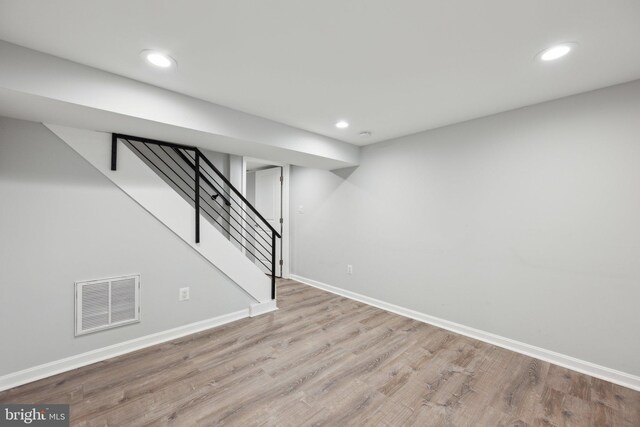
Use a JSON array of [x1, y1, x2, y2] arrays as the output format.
[[244, 158, 290, 278]]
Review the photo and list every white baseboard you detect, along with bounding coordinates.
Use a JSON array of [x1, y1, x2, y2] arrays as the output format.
[[249, 300, 278, 317], [290, 274, 640, 391], [0, 309, 250, 392]]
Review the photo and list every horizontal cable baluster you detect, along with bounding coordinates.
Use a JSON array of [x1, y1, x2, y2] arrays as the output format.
[[190, 167, 274, 250], [158, 146, 236, 221], [199, 178, 274, 248], [195, 148, 280, 238], [201, 208, 273, 271], [171, 147, 231, 206], [196, 201, 272, 270], [185, 151, 273, 237], [197, 191, 274, 262], [114, 133, 280, 294], [130, 141, 222, 216], [150, 143, 274, 260], [126, 142, 195, 203]]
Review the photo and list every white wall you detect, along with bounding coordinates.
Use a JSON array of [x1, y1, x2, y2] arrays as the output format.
[[290, 80, 640, 377], [0, 117, 253, 376]]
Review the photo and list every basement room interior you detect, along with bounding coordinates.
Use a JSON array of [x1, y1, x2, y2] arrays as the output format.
[[0, 1, 639, 426]]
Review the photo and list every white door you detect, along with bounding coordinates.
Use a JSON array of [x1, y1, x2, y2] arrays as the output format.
[[254, 167, 282, 276]]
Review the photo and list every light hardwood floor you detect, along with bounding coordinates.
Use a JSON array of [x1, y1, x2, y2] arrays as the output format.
[[1, 279, 639, 426]]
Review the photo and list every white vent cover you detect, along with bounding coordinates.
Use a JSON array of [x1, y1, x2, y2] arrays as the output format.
[[75, 275, 140, 336]]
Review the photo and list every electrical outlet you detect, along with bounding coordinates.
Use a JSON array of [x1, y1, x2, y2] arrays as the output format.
[[179, 287, 190, 301], [347, 265, 353, 275]]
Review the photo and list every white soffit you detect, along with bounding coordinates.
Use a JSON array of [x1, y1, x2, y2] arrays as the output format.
[[0, 41, 359, 170]]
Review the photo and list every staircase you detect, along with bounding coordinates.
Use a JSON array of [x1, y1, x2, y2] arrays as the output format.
[[47, 125, 279, 307]]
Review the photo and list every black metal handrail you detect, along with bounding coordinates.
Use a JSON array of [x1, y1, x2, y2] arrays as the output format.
[[124, 142, 275, 265], [110, 133, 280, 299]]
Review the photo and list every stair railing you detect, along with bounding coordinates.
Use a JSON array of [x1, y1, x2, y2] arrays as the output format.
[[110, 133, 281, 300]]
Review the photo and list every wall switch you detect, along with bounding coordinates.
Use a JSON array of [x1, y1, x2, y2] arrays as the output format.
[[179, 287, 190, 301], [297, 205, 305, 214], [347, 265, 353, 275]]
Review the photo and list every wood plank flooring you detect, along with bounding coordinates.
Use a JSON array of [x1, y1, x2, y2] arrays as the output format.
[[1, 279, 639, 426]]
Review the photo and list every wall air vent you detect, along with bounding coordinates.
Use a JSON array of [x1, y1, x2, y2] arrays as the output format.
[[75, 275, 140, 336]]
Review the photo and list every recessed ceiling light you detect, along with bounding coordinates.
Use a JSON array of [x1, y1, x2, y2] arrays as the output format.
[[141, 50, 176, 68], [335, 120, 349, 129], [538, 43, 575, 61], [359, 131, 371, 137]]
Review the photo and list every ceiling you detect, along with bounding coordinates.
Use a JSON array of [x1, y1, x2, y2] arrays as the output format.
[[1, 1, 639, 146]]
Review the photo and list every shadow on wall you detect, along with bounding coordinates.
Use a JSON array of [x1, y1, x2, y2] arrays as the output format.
[[331, 166, 358, 179]]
